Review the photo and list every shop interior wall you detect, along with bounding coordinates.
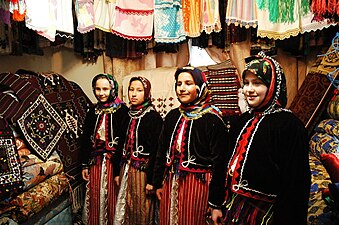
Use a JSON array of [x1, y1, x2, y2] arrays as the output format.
[[0, 43, 319, 107]]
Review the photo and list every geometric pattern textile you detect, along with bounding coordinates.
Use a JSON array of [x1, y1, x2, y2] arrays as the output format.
[[201, 59, 241, 116], [288, 72, 335, 135], [17, 94, 67, 161], [22, 73, 93, 195], [0, 123, 23, 201]]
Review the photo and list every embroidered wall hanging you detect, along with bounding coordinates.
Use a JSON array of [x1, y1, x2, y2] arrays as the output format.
[[0, 125, 23, 200], [17, 94, 67, 161]]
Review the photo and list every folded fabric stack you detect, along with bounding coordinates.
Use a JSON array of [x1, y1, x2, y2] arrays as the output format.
[[0, 71, 93, 224], [309, 119, 339, 224]]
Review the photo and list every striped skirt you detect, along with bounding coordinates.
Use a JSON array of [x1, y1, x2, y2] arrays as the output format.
[[115, 162, 155, 225], [85, 153, 119, 225], [159, 172, 212, 225]]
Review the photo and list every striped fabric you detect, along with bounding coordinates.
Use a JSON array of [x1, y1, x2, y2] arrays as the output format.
[[201, 60, 241, 115], [124, 166, 155, 225], [0, 73, 39, 122], [159, 172, 212, 225], [86, 153, 118, 225]]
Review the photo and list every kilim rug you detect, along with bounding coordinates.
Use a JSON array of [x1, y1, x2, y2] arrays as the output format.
[[17, 94, 67, 161], [289, 43, 339, 135], [1, 71, 93, 212], [289, 72, 334, 134], [23, 73, 93, 190], [0, 73, 40, 122], [0, 119, 23, 201], [201, 59, 241, 116]]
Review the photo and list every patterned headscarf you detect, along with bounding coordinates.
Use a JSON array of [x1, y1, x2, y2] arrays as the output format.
[[128, 76, 154, 118], [174, 66, 221, 119], [242, 51, 287, 113], [174, 66, 210, 106], [92, 73, 124, 112]]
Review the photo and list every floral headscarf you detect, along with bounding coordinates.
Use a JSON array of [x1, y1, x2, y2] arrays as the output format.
[[242, 51, 287, 113]]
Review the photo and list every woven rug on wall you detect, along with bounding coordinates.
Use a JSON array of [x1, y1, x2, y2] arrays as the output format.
[[17, 94, 67, 161], [201, 59, 241, 116]]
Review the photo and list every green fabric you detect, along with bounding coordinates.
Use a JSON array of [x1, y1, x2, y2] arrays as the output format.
[[256, 0, 310, 23]]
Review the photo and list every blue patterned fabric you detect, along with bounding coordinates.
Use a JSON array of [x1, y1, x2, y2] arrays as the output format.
[[154, 0, 186, 43]]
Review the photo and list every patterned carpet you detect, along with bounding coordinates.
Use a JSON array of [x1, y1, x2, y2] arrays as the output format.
[[308, 154, 339, 224]]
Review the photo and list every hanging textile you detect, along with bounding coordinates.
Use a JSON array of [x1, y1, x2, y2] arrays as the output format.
[[153, 0, 186, 44], [182, 0, 201, 37], [111, 0, 154, 41], [25, 0, 74, 42], [225, 0, 258, 28], [311, 0, 339, 22], [201, 0, 221, 34], [93, 0, 116, 32], [74, 0, 95, 34], [257, 0, 337, 40]]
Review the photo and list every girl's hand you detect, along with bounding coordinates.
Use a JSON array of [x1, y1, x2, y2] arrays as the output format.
[[156, 188, 163, 200], [211, 208, 223, 225], [114, 176, 120, 186], [82, 169, 89, 181], [146, 184, 154, 195]]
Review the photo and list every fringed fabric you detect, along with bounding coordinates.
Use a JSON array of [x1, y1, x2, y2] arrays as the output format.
[[153, 0, 186, 43], [223, 193, 274, 225], [257, 0, 309, 23], [201, 0, 221, 34]]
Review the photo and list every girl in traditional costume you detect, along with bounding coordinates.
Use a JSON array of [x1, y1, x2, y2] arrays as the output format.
[[218, 52, 311, 224], [153, 67, 228, 225], [81, 74, 129, 225], [114, 76, 163, 225]]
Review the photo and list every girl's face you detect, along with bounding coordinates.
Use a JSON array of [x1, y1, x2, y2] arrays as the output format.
[[242, 72, 268, 108], [176, 72, 198, 104], [128, 80, 145, 106], [95, 78, 111, 103]]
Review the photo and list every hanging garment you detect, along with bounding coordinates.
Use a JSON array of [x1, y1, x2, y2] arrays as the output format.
[[182, 0, 201, 37], [201, 0, 221, 34], [154, 0, 186, 43], [257, 0, 336, 40], [111, 0, 154, 40], [75, 0, 95, 34], [94, 0, 116, 32], [225, 0, 258, 28]]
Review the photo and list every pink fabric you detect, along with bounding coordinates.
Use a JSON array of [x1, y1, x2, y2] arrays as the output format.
[[111, 0, 154, 41]]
